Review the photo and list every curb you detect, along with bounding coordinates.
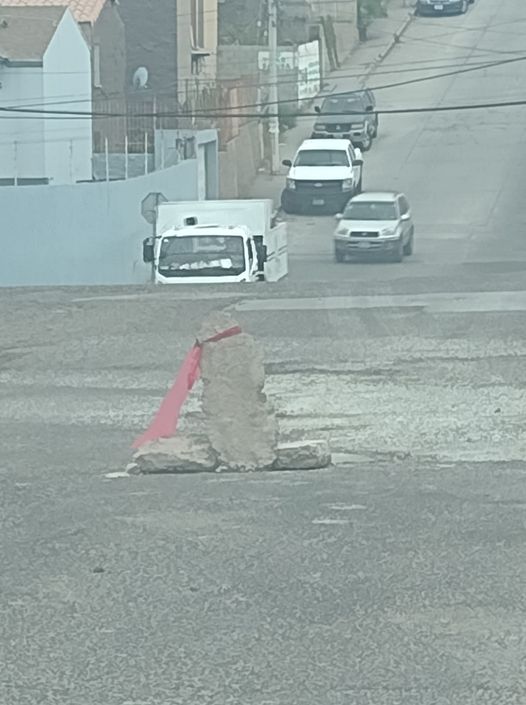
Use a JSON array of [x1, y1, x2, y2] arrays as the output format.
[[359, 10, 415, 87]]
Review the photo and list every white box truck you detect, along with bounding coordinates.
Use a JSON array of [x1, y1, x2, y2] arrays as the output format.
[[142, 199, 288, 284]]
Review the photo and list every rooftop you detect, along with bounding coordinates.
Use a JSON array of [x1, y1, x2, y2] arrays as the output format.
[[0, 0, 107, 24], [0, 5, 67, 62]]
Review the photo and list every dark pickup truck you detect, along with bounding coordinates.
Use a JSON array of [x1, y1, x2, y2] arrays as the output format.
[[311, 89, 378, 151]]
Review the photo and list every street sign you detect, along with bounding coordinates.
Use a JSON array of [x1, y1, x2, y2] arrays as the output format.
[[141, 192, 167, 225]]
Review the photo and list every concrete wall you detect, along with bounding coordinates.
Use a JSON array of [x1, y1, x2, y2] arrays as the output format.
[[154, 129, 219, 198], [43, 8, 92, 184], [0, 66, 45, 181], [0, 160, 199, 287], [218, 121, 261, 199]]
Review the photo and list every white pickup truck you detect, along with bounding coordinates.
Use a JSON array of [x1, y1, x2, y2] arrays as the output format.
[[281, 138, 363, 215], [142, 199, 288, 284]]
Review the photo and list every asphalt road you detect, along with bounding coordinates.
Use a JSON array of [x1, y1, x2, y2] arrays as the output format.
[[2, 0, 526, 703]]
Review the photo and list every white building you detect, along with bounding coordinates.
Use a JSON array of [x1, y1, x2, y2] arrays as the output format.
[[0, 5, 92, 185]]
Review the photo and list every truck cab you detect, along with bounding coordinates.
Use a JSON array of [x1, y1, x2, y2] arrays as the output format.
[[147, 225, 260, 284], [142, 199, 287, 285]]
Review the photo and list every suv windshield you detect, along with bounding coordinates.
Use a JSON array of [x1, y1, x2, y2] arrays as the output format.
[[343, 201, 398, 220], [320, 95, 365, 115], [158, 235, 246, 275], [294, 149, 349, 167]]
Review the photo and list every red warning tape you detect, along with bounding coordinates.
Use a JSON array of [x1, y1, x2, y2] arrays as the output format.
[[132, 326, 242, 449]]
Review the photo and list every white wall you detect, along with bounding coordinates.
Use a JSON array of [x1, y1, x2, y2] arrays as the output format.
[[0, 66, 46, 181], [43, 9, 92, 184]]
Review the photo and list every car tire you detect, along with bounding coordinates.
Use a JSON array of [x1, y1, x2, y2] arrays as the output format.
[[360, 133, 372, 151], [391, 237, 404, 263], [371, 121, 378, 138], [281, 193, 295, 214], [403, 231, 414, 256]]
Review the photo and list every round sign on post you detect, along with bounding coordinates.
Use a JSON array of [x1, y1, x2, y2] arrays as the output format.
[[141, 192, 167, 225]]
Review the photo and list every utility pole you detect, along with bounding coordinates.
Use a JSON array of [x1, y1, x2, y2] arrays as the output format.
[[268, 0, 280, 174]]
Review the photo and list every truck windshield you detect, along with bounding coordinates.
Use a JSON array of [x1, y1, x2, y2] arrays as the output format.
[[158, 235, 246, 276], [294, 150, 349, 167]]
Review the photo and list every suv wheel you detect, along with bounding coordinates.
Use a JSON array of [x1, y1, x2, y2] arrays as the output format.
[[391, 237, 404, 263], [403, 231, 414, 256]]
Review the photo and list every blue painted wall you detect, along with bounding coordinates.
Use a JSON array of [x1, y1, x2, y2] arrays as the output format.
[[0, 159, 198, 286]]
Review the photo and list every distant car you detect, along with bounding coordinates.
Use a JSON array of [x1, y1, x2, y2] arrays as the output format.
[[312, 89, 378, 151], [416, 0, 474, 16], [281, 138, 363, 215], [333, 191, 414, 262]]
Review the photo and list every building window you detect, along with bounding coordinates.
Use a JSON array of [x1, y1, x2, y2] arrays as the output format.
[[93, 44, 102, 88], [191, 0, 204, 48]]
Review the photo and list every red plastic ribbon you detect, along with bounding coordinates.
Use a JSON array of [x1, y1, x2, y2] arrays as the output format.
[[132, 326, 242, 449]]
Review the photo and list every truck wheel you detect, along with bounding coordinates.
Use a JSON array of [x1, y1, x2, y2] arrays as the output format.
[[335, 248, 345, 263], [360, 133, 372, 151], [281, 194, 294, 214]]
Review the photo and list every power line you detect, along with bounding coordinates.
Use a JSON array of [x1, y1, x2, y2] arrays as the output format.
[[2, 96, 526, 121], [2, 48, 525, 121], [7, 51, 515, 113]]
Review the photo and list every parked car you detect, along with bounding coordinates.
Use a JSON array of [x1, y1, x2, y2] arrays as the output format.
[[416, 0, 474, 16], [312, 90, 378, 151], [281, 139, 363, 215], [333, 191, 414, 262]]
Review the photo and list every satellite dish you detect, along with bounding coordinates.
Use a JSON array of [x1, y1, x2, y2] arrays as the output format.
[[132, 66, 149, 90]]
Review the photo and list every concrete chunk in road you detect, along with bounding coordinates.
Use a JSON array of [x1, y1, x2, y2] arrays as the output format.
[[132, 435, 219, 474], [274, 440, 332, 470]]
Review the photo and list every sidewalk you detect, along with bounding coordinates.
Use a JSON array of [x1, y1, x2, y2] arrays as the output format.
[[249, 1, 415, 207]]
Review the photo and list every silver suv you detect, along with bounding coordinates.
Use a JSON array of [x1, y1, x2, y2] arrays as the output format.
[[333, 191, 414, 262]]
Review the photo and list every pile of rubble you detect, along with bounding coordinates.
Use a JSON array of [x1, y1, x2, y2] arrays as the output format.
[[128, 312, 331, 474]]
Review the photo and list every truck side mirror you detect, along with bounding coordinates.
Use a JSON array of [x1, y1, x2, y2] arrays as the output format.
[[314, 106, 321, 114], [142, 237, 154, 263], [365, 105, 373, 112], [282, 159, 292, 167]]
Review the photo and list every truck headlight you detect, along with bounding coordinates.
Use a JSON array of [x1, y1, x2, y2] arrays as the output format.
[[342, 178, 353, 191], [336, 228, 349, 236], [351, 122, 365, 129], [286, 178, 296, 190]]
